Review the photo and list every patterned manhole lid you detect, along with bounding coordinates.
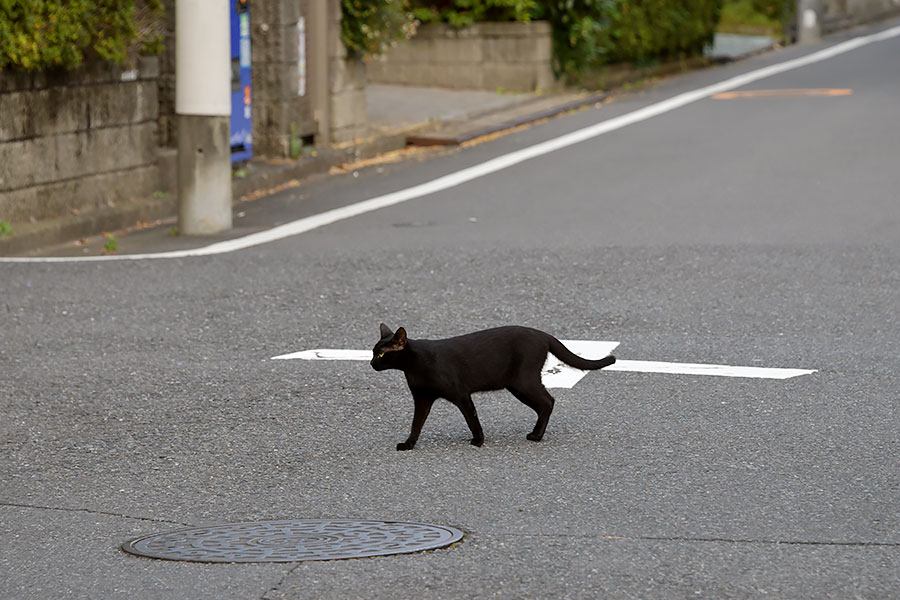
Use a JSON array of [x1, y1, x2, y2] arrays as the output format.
[[122, 519, 464, 563]]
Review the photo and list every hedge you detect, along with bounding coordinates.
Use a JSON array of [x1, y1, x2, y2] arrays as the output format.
[[402, 0, 723, 76], [0, 0, 162, 72], [540, 0, 723, 76], [341, 0, 418, 57], [409, 0, 537, 27]]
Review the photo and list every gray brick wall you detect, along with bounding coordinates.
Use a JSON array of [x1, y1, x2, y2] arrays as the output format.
[[328, 0, 367, 144], [0, 58, 161, 224], [247, 0, 317, 156], [366, 21, 557, 93]]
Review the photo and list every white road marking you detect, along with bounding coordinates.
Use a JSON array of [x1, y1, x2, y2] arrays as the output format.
[[4, 24, 899, 264], [605, 360, 815, 380], [273, 349, 371, 361], [272, 340, 816, 388], [540, 341, 620, 388]]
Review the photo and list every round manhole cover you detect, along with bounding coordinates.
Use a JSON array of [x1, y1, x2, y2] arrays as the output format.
[[122, 519, 464, 563]]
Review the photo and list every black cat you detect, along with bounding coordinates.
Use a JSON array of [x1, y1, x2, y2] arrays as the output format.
[[371, 324, 615, 450]]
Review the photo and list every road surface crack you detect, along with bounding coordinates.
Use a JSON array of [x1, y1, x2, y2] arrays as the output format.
[[0, 500, 191, 526]]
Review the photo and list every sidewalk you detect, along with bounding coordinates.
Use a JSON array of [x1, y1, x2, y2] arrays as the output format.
[[366, 33, 775, 141], [1, 34, 774, 258]]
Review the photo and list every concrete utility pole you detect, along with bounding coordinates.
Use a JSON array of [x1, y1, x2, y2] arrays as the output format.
[[175, 0, 232, 234], [797, 0, 824, 44]]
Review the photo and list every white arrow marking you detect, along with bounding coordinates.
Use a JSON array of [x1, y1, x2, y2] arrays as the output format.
[[272, 341, 816, 388], [540, 341, 620, 388], [605, 360, 815, 380], [274, 349, 372, 361]]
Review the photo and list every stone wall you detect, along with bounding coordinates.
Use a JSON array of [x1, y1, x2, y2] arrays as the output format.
[[0, 58, 160, 224], [366, 21, 556, 92], [823, 0, 900, 25], [251, 0, 317, 156], [327, 0, 367, 143], [843, 0, 900, 19]]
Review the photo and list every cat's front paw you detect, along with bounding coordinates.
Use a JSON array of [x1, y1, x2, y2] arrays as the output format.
[[396, 441, 414, 451], [470, 437, 484, 447]]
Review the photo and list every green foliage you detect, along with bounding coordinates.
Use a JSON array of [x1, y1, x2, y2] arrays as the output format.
[[536, 0, 723, 78], [341, 0, 418, 57], [407, 1, 721, 77], [752, 0, 786, 20], [102, 232, 118, 253], [0, 0, 163, 72], [410, 0, 538, 27], [719, 0, 785, 35], [289, 122, 303, 159], [534, 0, 615, 77], [0, 220, 12, 237], [140, 34, 164, 56]]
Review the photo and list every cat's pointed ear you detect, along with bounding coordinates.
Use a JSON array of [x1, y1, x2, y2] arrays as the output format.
[[392, 327, 407, 349], [379, 323, 393, 339]]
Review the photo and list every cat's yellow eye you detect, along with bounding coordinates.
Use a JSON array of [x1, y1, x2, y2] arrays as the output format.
[[377, 352, 384, 358]]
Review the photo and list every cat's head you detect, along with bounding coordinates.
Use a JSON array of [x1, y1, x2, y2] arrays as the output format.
[[371, 323, 407, 371]]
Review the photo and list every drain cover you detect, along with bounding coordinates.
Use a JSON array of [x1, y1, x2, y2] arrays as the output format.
[[122, 519, 464, 563]]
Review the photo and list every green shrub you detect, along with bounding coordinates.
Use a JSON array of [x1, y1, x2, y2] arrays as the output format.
[[535, 0, 615, 77], [752, 0, 787, 20], [719, 0, 784, 34], [0, 0, 163, 72], [537, 0, 722, 77], [410, 0, 538, 27], [341, 0, 418, 58], [406, 1, 722, 77], [609, 0, 721, 63]]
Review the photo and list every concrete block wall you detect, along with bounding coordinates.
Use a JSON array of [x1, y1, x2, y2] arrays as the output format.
[[157, 0, 317, 158], [0, 58, 160, 224], [327, 0, 367, 143], [366, 21, 556, 92], [251, 0, 317, 156], [823, 0, 900, 25], [843, 0, 900, 19]]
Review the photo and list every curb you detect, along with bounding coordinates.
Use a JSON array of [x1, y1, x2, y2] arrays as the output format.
[[0, 195, 177, 256], [407, 92, 608, 146]]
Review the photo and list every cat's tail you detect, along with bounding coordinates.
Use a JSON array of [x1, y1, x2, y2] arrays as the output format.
[[548, 337, 616, 371]]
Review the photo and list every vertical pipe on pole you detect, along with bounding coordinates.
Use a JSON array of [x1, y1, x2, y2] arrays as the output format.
[[309, 0, 331, 145], [176, 0, 233, 234]]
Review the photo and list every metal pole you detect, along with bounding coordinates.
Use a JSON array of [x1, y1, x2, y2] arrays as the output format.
[[176, 0, 232, 234]]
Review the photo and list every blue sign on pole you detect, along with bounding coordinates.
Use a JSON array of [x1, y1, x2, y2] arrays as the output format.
[[230, 0, 252, 162]]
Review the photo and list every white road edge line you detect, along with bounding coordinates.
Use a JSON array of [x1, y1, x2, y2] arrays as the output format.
[[5, 24, 899, 264]]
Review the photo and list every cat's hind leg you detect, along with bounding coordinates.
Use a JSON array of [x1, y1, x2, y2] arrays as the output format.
[[508, 384, 555, 442]]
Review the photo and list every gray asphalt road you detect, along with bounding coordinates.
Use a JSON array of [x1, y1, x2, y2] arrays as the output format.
[[3, 18, 899, 599]]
